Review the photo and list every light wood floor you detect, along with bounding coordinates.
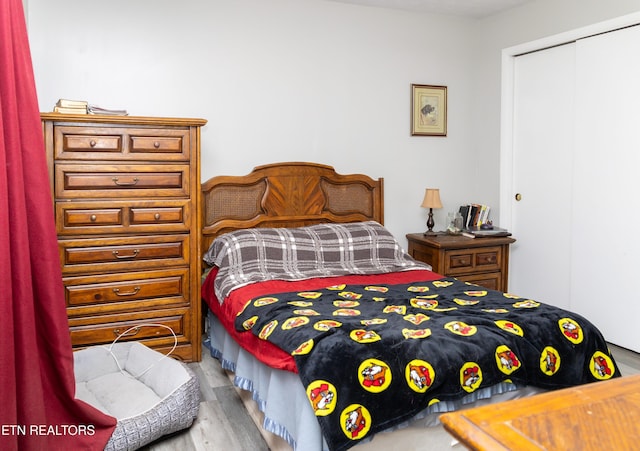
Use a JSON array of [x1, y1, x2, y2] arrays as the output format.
[[143, 342, 640, 451]]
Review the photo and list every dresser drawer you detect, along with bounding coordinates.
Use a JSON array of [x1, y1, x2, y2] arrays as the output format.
[[68, 310, 189, 348], [53, 125, 190, 161], [55, 163, 189, 199], [56, 199, 191, 235], [444, 246, 503, 275], [59, 234, 189, 274], [63, 268, 189, 316]]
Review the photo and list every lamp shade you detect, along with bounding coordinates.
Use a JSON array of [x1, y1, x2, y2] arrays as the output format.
[[420, 188, 442, 209]]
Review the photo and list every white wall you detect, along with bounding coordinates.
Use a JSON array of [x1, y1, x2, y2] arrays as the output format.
[[27, 0, 478, 244], [26, 0, 640, 245]]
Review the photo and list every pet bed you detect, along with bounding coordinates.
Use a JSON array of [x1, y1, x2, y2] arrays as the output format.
[[74, 336, 200, 450]]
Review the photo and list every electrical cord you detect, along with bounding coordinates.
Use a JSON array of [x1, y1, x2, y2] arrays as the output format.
[[101, 323, 178, 379]]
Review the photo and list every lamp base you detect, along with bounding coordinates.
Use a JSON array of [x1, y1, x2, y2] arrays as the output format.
[[424, 208, 436, 236]]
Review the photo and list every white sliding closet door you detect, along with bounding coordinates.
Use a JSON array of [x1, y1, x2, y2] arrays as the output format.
[[509, 24, 640, 352], [571, 25, 640, 351], [509, 43, 576, 310]]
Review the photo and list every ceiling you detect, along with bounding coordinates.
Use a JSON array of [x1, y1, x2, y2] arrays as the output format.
[[324, 0, 535, 18]]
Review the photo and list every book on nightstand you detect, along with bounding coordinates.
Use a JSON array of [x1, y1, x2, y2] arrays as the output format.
[[465, 226, 511, 237], [459, 203, 492, 228]]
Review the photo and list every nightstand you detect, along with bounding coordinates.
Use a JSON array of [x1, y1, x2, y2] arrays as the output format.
[[406, 233, 516, 291]]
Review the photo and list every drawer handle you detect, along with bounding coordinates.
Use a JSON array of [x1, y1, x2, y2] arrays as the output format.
[[90, 214, 97, 222], [112, 176, 139, 186], [113, 326, 140, 337], [153, 141, 160, 148], [90, 140, 96, 147], [154, 213, 161, 220], [112, 286, 141, 296], [112, 249, 140, 259]]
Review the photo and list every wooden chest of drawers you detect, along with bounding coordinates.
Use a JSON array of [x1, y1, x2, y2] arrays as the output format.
[[42, 113, 207, 362], [406, 233, 515, 291]]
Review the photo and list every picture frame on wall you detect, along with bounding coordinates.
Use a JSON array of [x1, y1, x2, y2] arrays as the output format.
[[411, 84, 447, 136]]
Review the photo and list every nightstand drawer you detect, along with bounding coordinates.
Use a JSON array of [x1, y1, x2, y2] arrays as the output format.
[[448, 252, 474, 270], [456, 272, 501, 291], [54, 125, 190, 161], [445, 246, 502, 275]]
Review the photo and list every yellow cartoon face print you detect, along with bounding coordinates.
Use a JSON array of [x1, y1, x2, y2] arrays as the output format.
[[340, 404, 371, 441], [350, 329, 381, 343], [405, 359, 435, 393], [259, 320, 278, 340], [254, 296, 279, 306], [407, 286, 430, 293], [558, 317, 583, 344], [495, 345, 520, 375], [314, 320, 342, 331], [410, 297, 438, 310], [495, 320, 524, 336], [402, 328, 432, 339], [444, 321, 477, 336], [358, 358, 392, 393], [433, 280, 453, 288], [460, 362, 482, 393], [590, 351, 615, 380], [282, 316, 309, 330], [403, 313, 430, 325], [307, 379, 337, 416], [539, 346, 561, 376], [292, 339, 314, 355], [241, 315, 258, 330]]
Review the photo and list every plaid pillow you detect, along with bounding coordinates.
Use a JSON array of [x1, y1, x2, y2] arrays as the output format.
[[204, 221, 429, 302]]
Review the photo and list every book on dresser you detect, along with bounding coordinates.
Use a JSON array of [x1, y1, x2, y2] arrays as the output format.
[[55, 98, 88, 108], [41, 113, 207, 362], [87, 104, 128, 116], [53, 98, 88, 114]]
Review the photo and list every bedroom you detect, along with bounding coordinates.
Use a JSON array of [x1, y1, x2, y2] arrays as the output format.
[[9, 0, 640, 449]]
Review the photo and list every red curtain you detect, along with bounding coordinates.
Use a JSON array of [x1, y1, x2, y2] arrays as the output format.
[[0, 1, 117, 449]]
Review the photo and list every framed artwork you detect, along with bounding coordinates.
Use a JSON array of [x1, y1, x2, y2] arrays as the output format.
[[411, 84, 447, 136]]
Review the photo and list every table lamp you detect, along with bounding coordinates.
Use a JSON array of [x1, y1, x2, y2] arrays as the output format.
[[421, 188, 442, 236]]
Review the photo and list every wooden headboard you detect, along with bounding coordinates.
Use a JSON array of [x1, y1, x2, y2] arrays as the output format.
[[201, 162, 384, 258]]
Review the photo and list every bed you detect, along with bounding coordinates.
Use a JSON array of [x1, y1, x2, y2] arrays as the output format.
[[200, 162, 620, 451]]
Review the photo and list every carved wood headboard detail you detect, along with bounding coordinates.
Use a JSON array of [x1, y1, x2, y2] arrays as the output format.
[[201, 162, 384, 258]]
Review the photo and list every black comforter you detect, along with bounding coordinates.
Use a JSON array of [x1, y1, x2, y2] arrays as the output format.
[[235, 276, 619, 451]]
